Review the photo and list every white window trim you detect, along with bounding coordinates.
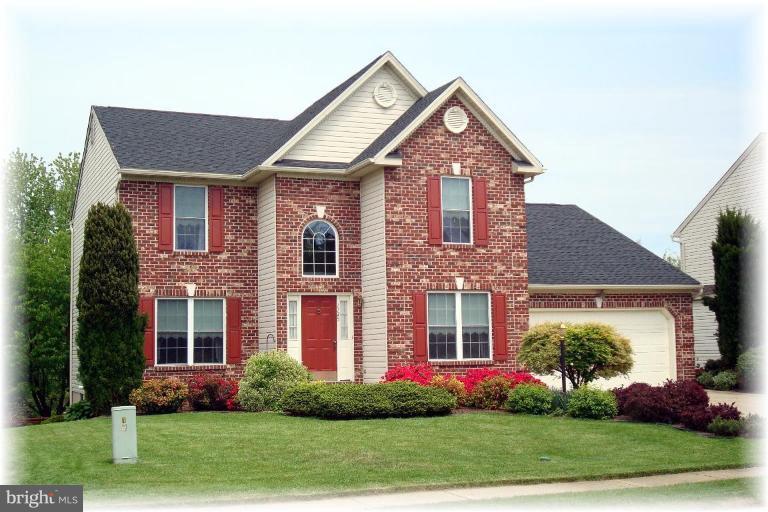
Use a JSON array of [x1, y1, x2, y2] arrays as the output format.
[[154, 298, 226, 366], [427, 291, 492, 362], [173, 184, 208, 252], [285, 293, 354, 381], [440, 176, 473, 246], [301, 220, 340, 278]]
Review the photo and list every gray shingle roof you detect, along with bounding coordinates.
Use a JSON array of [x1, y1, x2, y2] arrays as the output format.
[[350, 80, 455, 166], [93, 54, 384, 174], [526, 203, 699, 286]]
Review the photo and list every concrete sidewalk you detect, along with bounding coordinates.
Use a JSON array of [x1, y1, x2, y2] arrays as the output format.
[[207, 467, 762, 511]]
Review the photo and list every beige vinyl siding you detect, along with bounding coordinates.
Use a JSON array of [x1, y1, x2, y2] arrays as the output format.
[[360, 170, 388, 382], [677, 136, 764, 364], [284, 65, 418, 163], [257, 175, 277, 351], [70, 113, 121, 400]]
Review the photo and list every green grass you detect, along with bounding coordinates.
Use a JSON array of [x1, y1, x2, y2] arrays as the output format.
[[11, 412, 758, 501], [438, 478, 762, 508]]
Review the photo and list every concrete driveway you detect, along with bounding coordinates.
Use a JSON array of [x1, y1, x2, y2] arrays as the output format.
[[707, 390, 764, 416]]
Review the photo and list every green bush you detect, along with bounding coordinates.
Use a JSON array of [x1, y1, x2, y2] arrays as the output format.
[[737, 349, 760, 387], [281, 382, 456, 419], [237, 352, 312, 411], [129, 378, 188, 414], [519, 322, 633, 388], [550, 390, 571, 415], [740, 414, 763, 438], [63, 400, 92, 421], [467, 375, 512, 409], [707, 417, 742, 437], [506, 384, 554, 415], [697, 371, 716, 389], [712, 370, 738, 391], [567, 386, 617, 419]]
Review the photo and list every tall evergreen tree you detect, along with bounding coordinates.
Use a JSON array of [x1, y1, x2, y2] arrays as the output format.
[[703, 208, 759, 368], [76, 203, 145, 414]]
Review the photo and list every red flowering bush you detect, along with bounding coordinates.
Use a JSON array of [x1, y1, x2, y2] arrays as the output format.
[[188, 374, 240, 411], [680, 402, 741, 432], [458, 369, 543, 394], [468, 376, 513, 409], [382, 364, 434, 385]]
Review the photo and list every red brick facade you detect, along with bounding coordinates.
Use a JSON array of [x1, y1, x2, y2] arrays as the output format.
[[119, 180, 258, 381], [273, 176, 364, 381], [117, 97, 695, 385], [383, 96, 529, 373], [529, 293, 696, 380]]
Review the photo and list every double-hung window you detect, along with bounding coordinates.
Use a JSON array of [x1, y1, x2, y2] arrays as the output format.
[[175, 185, 207, 251], [156, 299, 224, 365], [427, 292, 490, 360], [441, 177, 472, 244]]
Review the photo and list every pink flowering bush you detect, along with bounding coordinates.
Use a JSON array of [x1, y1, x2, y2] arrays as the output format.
[[382, 364, 434, 385], [188, 374, 240, 411]]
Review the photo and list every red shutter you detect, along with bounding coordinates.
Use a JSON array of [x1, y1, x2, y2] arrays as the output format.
[[226, 297, 242, 364], [412, 293, 428, 361], [139, 296, 155, 366], [473, 177, 489, 247], [209, 186, 224, 253], [427, 176, 442, 245], [158, 183, 174, 251], [492, 293, 508, 361]]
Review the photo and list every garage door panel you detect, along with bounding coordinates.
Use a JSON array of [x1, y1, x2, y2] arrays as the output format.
[[529, 309, 675, 388]]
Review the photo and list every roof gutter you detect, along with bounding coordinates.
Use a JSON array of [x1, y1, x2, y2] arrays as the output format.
[[528, 283, 703, 294]]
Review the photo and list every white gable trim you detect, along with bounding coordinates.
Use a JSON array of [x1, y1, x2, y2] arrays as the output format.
[[673, 133, 765, 237], [369, 78, 544, 173], [260, 52, 427, 168]]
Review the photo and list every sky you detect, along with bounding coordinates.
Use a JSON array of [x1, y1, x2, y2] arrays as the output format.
[[1, 1, 765, 257]]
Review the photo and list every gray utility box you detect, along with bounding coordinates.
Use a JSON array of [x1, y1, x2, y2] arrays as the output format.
[[111, 406, 137, 464]]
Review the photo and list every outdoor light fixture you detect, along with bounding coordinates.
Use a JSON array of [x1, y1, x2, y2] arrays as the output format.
[[455, 277, 465, 290], [595, 291, 605, 309], [316, 205, 326, 219], [185, 283, 197, 297]]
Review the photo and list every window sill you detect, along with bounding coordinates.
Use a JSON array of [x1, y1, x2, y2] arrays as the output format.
[[428, 359, 494, 367], [148, 364, 228, 372]]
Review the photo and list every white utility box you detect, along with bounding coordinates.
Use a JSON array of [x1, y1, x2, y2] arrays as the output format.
[[111, 405, 137, 464]]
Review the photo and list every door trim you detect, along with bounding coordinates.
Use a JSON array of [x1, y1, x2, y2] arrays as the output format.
[[286, 293, 354, 381]]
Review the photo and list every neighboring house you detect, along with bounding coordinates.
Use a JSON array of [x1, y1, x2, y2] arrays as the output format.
[[69, 52, 699, 401], [672, 134, 765, 366]]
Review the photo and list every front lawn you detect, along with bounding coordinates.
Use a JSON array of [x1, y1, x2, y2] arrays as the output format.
[[12, 412, 757, 502]]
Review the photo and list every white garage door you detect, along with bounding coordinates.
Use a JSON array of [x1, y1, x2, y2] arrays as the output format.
[[528, 309, 676, 388]]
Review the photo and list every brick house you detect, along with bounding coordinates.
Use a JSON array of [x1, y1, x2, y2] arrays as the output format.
[[69, 53, 700, 401]]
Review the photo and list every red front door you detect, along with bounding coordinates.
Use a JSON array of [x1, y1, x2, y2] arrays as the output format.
[[301, 295, 337, 371]]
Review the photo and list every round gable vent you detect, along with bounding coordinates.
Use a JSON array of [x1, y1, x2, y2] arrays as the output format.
[[373, 82, 397, 108], [444, 106, 468, 134]]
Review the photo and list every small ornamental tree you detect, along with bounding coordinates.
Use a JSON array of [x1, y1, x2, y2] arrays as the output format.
[[76, 203, 145, 415], [519, 322, 634, 388], [703, 208, 759, 367]]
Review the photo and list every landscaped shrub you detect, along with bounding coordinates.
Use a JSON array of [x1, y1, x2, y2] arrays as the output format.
[[622, 385, 674, 423], [712, 370, 738, 391], [429, 375, 467, 405], [697, 371, 716, 389], [551, 390, 571, 415], [612, 382, 653, 415], [236, 352, 312, 411], [662, 380, 709, 420], [468, 375, 512, 409], [188, 375, 239, 411], [129, 378, 188, 414], [63, 400, 92, 421], [737, 349, 760, 389], [707, 417, 742, 437], [458, 368, 543, 395], [41, 414, 66, 424], [506, 384, 554, 415], [704, 358, 727, 373], [382, 363, 434, 385], [519, 322, 633, 388], [680, 402, 742, 432], [280, 382, 456, 419], [740, 414, 763, 437], [566, 386, 617, 419]]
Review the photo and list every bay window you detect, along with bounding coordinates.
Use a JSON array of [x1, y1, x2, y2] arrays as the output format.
[[427, 292, 490, 360]]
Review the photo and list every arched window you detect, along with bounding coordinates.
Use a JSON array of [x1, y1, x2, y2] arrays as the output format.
[[302, 220, 338, 277]]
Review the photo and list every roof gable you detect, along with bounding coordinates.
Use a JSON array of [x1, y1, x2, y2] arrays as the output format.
[[673, 133, 765, 236]]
